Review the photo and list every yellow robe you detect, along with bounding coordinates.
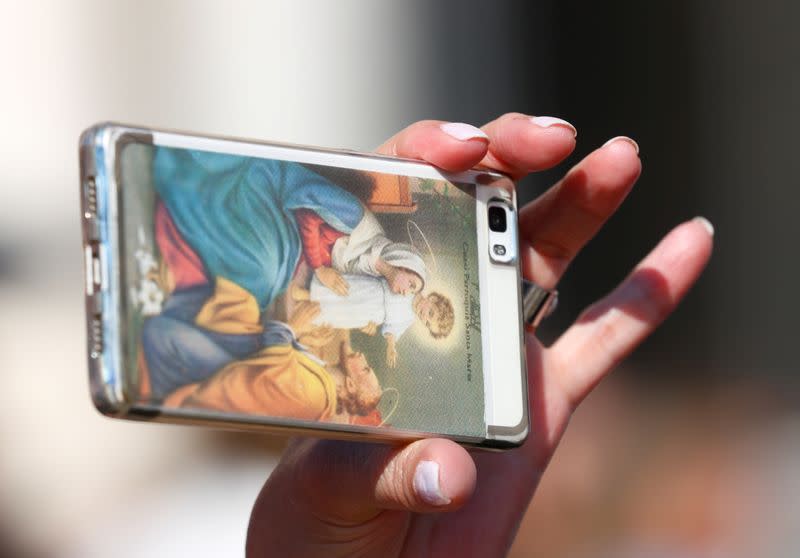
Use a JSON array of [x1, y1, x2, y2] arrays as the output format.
[[164, 277, 336, 421]]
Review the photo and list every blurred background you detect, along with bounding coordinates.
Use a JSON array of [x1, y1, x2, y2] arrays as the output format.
[[1, 1, 797, 556]]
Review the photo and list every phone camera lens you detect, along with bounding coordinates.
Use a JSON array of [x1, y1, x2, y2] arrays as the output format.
[[488, 206, 507, 232], [493, 244, 506, 256]]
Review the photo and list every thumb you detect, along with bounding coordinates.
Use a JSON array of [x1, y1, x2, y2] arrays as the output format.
[[269, 438, 477, 522]]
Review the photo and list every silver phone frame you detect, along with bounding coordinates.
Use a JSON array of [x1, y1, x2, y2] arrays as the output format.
[[79, 122, 529, 449]]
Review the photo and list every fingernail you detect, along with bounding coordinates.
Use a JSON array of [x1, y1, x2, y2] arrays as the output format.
[[602, 135, 640, 154], [530, 116, 577, 138], [693, 216, 715, 237], [439, 122, 489, 142], [413, 460, 451, 506], [439, 122, 489, 141]]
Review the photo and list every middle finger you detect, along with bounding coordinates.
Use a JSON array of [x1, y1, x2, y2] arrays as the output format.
[[519, 136, 642, 289]]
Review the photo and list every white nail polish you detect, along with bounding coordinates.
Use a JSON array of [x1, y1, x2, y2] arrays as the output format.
[[413, 461, 451, 506], [693, 216, 715, 237], [439, 122, 489, 142], [602, 136, 640, 154], [530, 116, 577, 138]]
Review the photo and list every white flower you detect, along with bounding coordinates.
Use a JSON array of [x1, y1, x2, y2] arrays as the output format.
[[135, 248, 158, 276], [137, 279, 164, 315]]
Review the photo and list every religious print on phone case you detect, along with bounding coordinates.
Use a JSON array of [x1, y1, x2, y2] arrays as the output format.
[[119, 143, 485, 437]]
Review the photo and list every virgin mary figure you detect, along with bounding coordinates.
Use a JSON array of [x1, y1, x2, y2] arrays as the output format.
[[153, 146, 426, 311]]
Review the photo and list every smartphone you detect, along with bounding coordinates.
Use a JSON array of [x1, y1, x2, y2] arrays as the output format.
[[79, 123, 529, 449]]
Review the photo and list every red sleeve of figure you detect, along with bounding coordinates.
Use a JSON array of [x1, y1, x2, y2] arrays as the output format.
[[350, 409, 383, 426], [295, 208, 346, 269], [155, 202, 208, 289]]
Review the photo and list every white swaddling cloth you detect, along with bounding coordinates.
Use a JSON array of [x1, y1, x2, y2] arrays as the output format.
[[330, 210, 427, 286], [309, 273, 415, 338]]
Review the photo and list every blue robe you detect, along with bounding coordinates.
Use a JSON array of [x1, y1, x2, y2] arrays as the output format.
[[153, 146, 364, 311], [142, 285, 314, 400]]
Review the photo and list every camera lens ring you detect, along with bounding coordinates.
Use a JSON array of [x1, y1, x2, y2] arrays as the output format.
[[488, 205, 507, 232]]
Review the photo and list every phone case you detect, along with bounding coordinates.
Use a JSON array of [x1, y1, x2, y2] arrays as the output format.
[[80, 123, 529, 448]]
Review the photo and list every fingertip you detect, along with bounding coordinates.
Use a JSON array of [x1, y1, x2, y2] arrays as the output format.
[[600, 136, 641, 177], [602, 135, 640, 155], [573, 137, 642, 197], [521, 121, 578, 165], [482, 113, 577, 176], [380, 120, 490, 172], [669, 216, 714, 246], [414, 438, 477, 509], [692, 216, 715, 238], [440, 122, 489, 142], [673, 217, 715, 264], [530, 116, 578, 138], [427, 123, 490, 171], [375, 438, 476, 513], [431, 142, 491, 172]]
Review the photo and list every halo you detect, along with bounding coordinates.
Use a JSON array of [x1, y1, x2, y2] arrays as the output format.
[[378, 387, 400, 427], [406, 220, 439, 274]]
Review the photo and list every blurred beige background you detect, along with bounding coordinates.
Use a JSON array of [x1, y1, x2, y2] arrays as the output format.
[[1, 1, 798, 557]]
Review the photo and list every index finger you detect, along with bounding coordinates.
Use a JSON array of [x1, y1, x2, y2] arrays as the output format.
[[315, 327, 335, 344], [375, 120, 489, 172], [375, 114, 577, 179], [335, 279, 349, 296], [300, 301, 320, 319]]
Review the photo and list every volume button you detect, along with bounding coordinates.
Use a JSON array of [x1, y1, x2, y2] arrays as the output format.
[[84, 217, 100, 241], [89, 292, 103, 315]]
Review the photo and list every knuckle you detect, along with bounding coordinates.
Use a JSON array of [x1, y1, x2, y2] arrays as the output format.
[[497, 111, 527, 123], [626, 271, 673, 323], [415, 119, 441, 128], [591, 309, 623, 359], [532, 236, 574, 262]]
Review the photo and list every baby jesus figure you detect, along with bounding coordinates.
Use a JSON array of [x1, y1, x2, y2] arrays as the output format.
[[292, 272, 455, 368]]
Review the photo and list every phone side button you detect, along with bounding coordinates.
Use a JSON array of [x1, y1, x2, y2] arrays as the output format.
[[87, 292, 103, 316], [83, 215, 100, 242]]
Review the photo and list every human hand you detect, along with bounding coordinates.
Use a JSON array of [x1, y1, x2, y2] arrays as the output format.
[[247, 115, 713, 557], [297, 325, 335, 349], [360, 321, 379, 336], [315, 265, 349, 296], [386, 339, 398, 368], [287, 300, 321, 336]]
